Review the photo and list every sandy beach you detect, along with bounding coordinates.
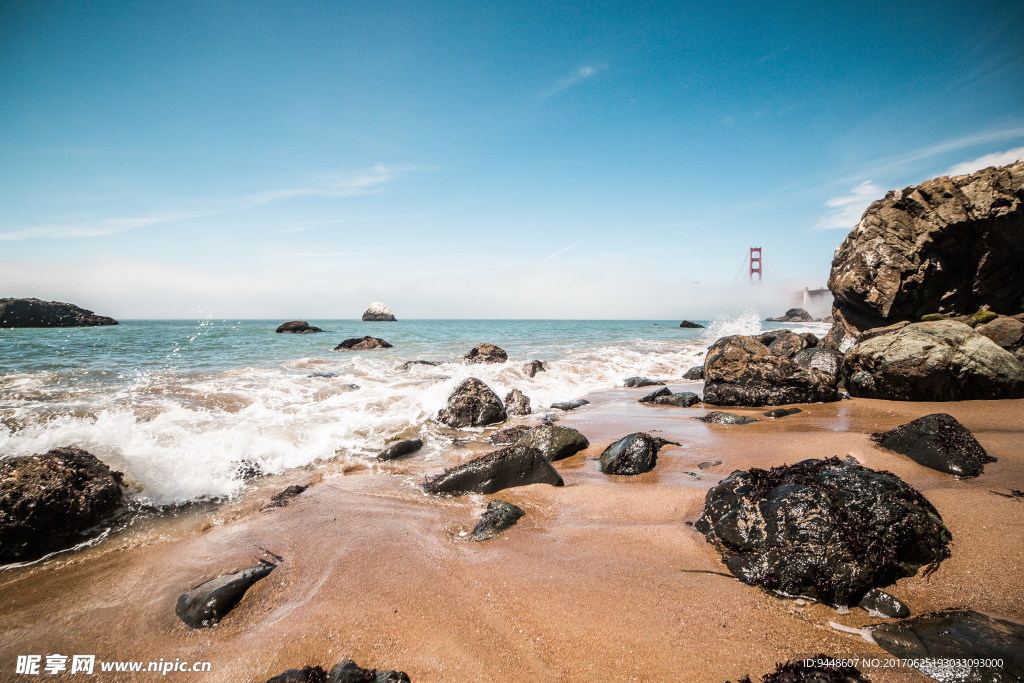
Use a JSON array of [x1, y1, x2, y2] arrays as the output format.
[[2, 384, 1021, 682]]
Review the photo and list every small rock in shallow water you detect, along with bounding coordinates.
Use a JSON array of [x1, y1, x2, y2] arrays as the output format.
[[262, 484, 308, 510], [624, 376, 665, 387], [377, 439, 423, 461], [423, 445, 563, 496], [762, 407, 801, 418], [308, 372, 338, 378], [550, 399, 589, 411], [697, 460, 722, 470], [872, 413, 994, 478], [638, 387, 672, 403], [599, 433, 680, 475], [516, 424, 589, 461], [176, 562, 276, 628], [468, 500, 525, 541], [437, 378, 507, 428], [489, 425, 532, 445], [464, 343, 507, 364], [652, 392, 700, 407], [276, 320, 323, 333], [333, 336, 393, 351], [399, 359, 441, 371], [504, 388, 531, 416], [698, 411, 759, 424], [857, 588, 909, 618], [522, 360, 547, 377]]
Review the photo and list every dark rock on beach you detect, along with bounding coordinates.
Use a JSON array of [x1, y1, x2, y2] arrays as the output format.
[[0, 298, 118, 328], [679, 320, 705, 328], [732, 657, 870, 683], [843, 320, 1024, 401], [266, 666, 328, 683], [703, 332, 840, 406], [377, 439, 423, 461], [825, 160, 1024, 350], [766, 307, 813, 323], [468, 500, 525, 541], [176, 562, 276, 628], [275, 320, 323, 333], [464, 343, 507, 364], [599, 433, 679, 475], [871, 413, 993, 477], [683, 366, 704, 380], [489, 425, 532, 445], [698, 460, 722, 470], [361, 302, 397, 321], [624, 376, 665, 388], [334, 336, 393, 351], [516, 424, 589, 461], [857, 588, 910, 618], [869, 609, 1024, 682], [0, 447, 125, 563], [763, 408, 801, 418], [638, 387, 701, 407], [262, 484, 308, 510], [550, 399, 589, 411], [698, 411, 758, 424], [266, 659, 410, 683], [437, 378, 507, 428], [638, 387, 672, 402], [522, 360, 547, 377], [504, 389, 531, 416], [422, 445, 563, 496], [695, 457, 951, 606]]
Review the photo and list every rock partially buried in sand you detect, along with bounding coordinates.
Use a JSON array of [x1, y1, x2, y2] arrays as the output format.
[[698, 411, 759, 424], [868, 609, 1024, 682], [0, 297, 118, 327], [0, 447, 125, 563], [522, 360, 547, 377], [504, 389, 531, 416], [731, 657, 870, 683], [468, 500, 525, 541], [872, 413, 994, 478], [857, 588, 909, 618], [695, 457, 951, 606], [262, 484, 308, 510], [464, 343, 507, 364], [377, 438, 423, 461], [550, 399, 589, 411], [624, 376, 665, 388], [176, 562, 276, 628], [422, 445, 563, 496], [361, 301, 397, 321], [266, 659, 411, 683], [516, 424, 589, 461], [437, 378, 507, 428], [275, 320, 323, 333], [599, 433, 679, 475], [334, 336, 393, 351]]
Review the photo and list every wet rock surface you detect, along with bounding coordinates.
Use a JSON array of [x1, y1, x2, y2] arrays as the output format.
[[176, 562, 276, 628], [624, 376, 665, 388], [361, 301, 397, 321], [376, 439, 423, 461], [262, 484, 308, 510], [516, 424, 589, 461], [872, 413, 994, 477], [333, 336, 393, 351], [522, 360, 547, 377], [703, 332, 841, 406], [267, 659, 410, 682], [0, 447, 125, 563], [504, 389, 531, 416], [698, 460, 722, 470], [869, 609, 1024, 682], [468, 500, 525, 541], [488, 425, 532, 445], [698, 411, 759, 424], [857, 588, 910, 618], [683, 366, 705, 380], [399, 360, 441, 371], [422, 445, 564, 496], [763, 408, 801, 418], [843, 321, 1024, 400], [732, 657, 870, 683], [0, 297, 118, 327], [599, 433, 679, 475], [550, 399, 589, 411], [275, 320, 323, 333], [463, 343, 507, 364], [695, 457, 952, 606], [437, 378, 507, 428], [638, 387, 701, 407]]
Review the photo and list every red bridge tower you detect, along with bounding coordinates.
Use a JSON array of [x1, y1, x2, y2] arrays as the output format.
[[749, 247, 762, 282]]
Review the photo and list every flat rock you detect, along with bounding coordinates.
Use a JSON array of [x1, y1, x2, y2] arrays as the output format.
[[869, 609, 1024, 682], [464, 343, 507, 364], [516, 424, 589, 461], [437, 378, 507, 428], [871, 413, 993, 477], [763, 407, 801, 418], [176, 563, 276, 628], [624, 376, 665, 388], [698, 411, 759, 424], [276, 320, 323, 333], [504, 389, 531, 416], [599, 432, 679, 475], [468, 500, 525, 541], [695, 457, 951, 606], [376, 439, 423, 461], [522, 360, 547, 377], [361, 301, 396, 321], [550, 399, 589, 411], [422, 445, 563, 496], [0, 297, 118, 327], [333, 336, 393, 351]]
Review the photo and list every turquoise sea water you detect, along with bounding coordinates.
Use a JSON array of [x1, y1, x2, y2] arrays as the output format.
[[1, 316, 829, 505]]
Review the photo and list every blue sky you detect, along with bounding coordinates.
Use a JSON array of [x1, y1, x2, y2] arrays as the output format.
[[2, 0, 1022, 318]]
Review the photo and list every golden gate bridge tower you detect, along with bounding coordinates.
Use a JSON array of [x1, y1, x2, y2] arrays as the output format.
[[748, 247, 762, 283]]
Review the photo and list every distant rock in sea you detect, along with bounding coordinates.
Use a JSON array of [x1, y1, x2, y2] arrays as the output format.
[[765, 307, 813, 323], [333, 336, 393, 351], [0, 297, 118, 328], [275, 320, 323, 333], [464, 343, 508, 364], [362, 301, 396, 321], [678, 320, 704, 328]]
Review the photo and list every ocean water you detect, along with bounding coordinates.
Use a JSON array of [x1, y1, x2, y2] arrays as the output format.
[[0, 314, 830, 505]]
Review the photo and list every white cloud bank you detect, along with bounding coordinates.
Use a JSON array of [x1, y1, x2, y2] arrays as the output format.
[[815, 180, 884, 230], [946, 146, 1024, 176]]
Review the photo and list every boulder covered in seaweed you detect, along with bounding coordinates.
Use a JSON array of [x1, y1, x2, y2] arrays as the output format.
[[695, 457, 951, 606]]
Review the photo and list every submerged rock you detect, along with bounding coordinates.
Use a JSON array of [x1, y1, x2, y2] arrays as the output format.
[[437, 378, 507, 428], [468, 500, 525, 541], [516, 424, 589, 461], [843, 320, 1024, 400], [550, 399, 589, 411], [422, 445, 563, 496], [698, 411, 759, 424], [0, 447, 125, 563], [333, 336, 393, 351], [176, 562, 276, 628], [262, 484, 308, 510], [0, 297, 118, 327], [857, 588, 909, 618], [504, 389, 531, 416], [308, 372, 338, 378], [599, 433, 679, 475], [399, 360, 441, 371], [522, 360, 547, 377], [275, 320, 323, 333], [762, 408, 801, 418], [871, 413, 993, 477], [732, 657, 870, 683], [376, 439, 423, 461], [362, 301, 396, 321], [679, 320, 705, 328], [624, 376, 665, 388], [766, 308, 814, 323], [683, 366, 705, 380], [695, 457, 951, 606], [464, 343, 507, 364], [869, 609, 1024, 682]]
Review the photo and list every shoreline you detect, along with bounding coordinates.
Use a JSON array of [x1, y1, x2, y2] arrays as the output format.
[[2, 386, 1022, 681]]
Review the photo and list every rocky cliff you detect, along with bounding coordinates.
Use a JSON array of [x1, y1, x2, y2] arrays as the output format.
[[0, 298, 118, 328]]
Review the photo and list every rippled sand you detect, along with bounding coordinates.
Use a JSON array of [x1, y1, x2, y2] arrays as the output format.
[[2, 387, 1022, 682]]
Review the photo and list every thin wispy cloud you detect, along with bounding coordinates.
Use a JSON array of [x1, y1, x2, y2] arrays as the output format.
[[541, 65, 603, 99], [247, 163, 425, 204], [816, 180, 884, 230], [544, 235, 588, 262], [946, 146, 1024, 176]]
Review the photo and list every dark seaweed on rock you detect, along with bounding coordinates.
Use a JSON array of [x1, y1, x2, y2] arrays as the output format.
[[696, 457, 951, 606], [732, 656, 871, 683]]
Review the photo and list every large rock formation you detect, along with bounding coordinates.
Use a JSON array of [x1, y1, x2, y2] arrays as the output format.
[[1, 447, 125, 563], [0, 298, 118, 328], [436, 378, 506, 428], [361, 302, 396, 321], [825, 160, 1024, 350], [843, 320, 1024, 400], [702, 330, 841, 406]]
